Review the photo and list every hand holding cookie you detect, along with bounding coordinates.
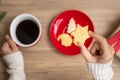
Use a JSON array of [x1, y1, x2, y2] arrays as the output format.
[[79, 31, 114, 63]]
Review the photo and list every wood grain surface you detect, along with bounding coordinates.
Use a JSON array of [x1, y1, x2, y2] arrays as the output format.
[[0, 0, 120, 80]]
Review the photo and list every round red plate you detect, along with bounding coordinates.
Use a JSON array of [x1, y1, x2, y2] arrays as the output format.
[[50, 10, 94, 56]]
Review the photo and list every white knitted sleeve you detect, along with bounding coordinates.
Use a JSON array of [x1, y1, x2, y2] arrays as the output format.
[[2, 51, 26, 80], [87, 60, 113, 80]]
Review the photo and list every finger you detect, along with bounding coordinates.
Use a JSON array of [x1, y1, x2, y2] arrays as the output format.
[[5, 35, 18, 51], [78, 43, 93, 61], [89, 31, 109, 53], [1, 42, 12, 55], [90, 42, 99, 55], [89, 31, 107, 45], [109, 45, 115, 55]]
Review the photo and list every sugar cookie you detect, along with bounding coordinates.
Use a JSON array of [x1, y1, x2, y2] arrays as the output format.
[[57, 33, 72, 47], [67, 18, 76, 33], [71, 24, 90, 46]]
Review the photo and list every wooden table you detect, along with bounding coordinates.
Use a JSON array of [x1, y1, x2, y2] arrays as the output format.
[[0, 0, 120, 80]]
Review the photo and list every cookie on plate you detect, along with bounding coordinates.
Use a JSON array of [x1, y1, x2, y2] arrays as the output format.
[[71, 24, 90, 46], [67, 18, 76, 33], [57, 33, 72, 47]]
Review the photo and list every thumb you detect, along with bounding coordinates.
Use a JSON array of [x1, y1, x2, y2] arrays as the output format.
[[78, 43, 93, 62]]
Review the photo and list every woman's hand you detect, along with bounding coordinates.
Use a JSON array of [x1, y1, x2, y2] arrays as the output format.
[[1, 35, 19, 56], [79, 31, 114, 63]]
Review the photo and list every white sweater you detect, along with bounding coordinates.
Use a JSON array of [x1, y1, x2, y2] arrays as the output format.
[[2, 51, 26, 80], [87, 60, 113, 80], [2, 52, 113, 80]]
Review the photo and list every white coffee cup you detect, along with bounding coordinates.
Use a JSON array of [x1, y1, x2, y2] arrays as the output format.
[[10, 14, 42, 47]]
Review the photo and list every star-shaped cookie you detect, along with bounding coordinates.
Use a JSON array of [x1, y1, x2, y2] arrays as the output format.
[[70, 24, 90, 46]]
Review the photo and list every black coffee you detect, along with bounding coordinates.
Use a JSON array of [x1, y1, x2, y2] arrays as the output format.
[[16, 20, 39, 44]]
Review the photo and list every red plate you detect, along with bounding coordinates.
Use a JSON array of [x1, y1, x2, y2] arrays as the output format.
[[50, 10, 94, 56]]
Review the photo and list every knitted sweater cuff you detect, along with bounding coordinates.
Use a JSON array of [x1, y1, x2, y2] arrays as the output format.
[[2, 51, 24, 67], [2, 51, 26, 80], [87, 60, 113, 80]]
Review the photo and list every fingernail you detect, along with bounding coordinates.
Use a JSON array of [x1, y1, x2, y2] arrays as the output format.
[[6, 35, 10, 39], [78, 42, 84, 48], [78, 42, 81, 47], [89, 31, 93, 34]]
